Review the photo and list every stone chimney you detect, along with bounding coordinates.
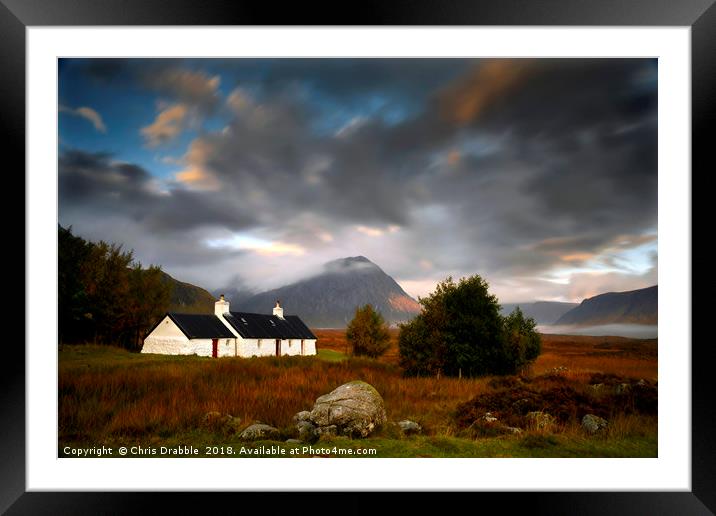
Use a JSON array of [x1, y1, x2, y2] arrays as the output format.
[[273, 300, 284, 319], [215, 294, 230, 316]]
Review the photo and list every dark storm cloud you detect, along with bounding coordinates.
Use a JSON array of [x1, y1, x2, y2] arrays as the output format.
[[59, 149, 257, 233]]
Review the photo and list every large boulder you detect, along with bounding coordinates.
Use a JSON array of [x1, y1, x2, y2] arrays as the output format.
[[239, 423, 280, 441], [308, 380, 387, 438]]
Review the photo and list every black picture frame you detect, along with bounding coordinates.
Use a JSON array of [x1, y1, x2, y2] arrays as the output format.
[[6, 0, 711, 513]]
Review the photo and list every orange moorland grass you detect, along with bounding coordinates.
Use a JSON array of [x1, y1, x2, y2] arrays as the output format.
[[59, 350, 492, 441], [59, 331, 656, 443]]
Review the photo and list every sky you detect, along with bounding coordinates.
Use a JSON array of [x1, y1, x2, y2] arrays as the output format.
[[58, 58, 658, 303]]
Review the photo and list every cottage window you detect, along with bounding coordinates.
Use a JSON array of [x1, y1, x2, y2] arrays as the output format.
[[258, 339, 262, 349]]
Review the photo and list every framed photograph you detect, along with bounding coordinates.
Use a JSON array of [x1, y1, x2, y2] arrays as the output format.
[[8, 0, 711, 512]]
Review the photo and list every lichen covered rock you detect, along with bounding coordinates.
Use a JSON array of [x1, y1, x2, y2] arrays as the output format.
[[239, 423, 280, 441], [308, 380, 387, 438], [581, 414, 608, 434]]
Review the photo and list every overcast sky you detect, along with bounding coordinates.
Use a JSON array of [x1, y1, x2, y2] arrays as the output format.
[[58, 58, 657, 303]]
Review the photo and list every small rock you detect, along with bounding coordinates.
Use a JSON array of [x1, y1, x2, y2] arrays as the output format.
[[526, 411, 555, 430], [636, 379, 647, 387], [222, 416, 243, 434], [589, 383, 604, 391], [297, 420, 319, 443], [397, 420, 422, 435], [582, 414, 608, 434], [239, 423, 281, 441], [483, 412, 498, 423], [615, 383, 631, 395], [203, 411, 235, 430], [504, 426, 523, 434], [203, 411, 225, 425], [293, 411, 311, 423]]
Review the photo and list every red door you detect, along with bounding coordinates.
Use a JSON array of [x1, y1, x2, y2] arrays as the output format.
[[212, 339, 218, 358], [275, 339, 280, 357]]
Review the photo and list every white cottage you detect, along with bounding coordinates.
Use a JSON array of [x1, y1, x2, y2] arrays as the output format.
[[141, 297, 317, 358]]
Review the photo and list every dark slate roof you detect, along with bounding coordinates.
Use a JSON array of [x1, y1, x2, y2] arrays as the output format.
[[223, 312, 317, 340], [164, 313, 236, 339]]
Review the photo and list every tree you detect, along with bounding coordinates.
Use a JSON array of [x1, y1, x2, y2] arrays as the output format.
[[398, 275, 541, 377], [346, 304, 391, 358], [58, 225, 91, 344], [125, 264, 172, 350], [57, 225, 171, 348], [502, 306, 541, 372]]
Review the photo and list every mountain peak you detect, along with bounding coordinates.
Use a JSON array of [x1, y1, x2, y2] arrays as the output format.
[[234, 255, 419, 327], [324, 255, 380, 273]]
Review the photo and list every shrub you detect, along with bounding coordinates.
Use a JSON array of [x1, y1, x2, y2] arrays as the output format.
[[346, 304, 391, 358]]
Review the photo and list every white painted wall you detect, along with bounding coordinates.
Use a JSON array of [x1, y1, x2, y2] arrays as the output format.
[[142, 316, 194, 355], [148, 315, 184, 338], [141, 315, 317, 358], [238, 338, 280, 357], [218, 337, 237, 357], [143, 335, 238, 357], [303, 339, 317, 356]]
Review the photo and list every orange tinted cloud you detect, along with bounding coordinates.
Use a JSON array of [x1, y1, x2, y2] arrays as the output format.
[[560, 252, 594, 262], [59, 104, 107, 133], [141, 104, 188, 147], [174, 138, 221, 190], [440, 60, 532, 125]]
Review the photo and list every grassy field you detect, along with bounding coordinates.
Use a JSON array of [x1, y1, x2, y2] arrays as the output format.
[[58, 331, 657, 458]]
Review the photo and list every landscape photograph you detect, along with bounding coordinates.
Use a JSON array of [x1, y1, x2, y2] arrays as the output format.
[[58, 58, 658, 458]]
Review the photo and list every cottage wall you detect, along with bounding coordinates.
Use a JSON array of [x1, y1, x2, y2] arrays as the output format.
[[142, 316, 193, 355], [218, 338, 238, 357], [142, 336, 214, 356], [238, 338, 280, 357], [149, 315, 184, 338], [303, 339, 317, 356]]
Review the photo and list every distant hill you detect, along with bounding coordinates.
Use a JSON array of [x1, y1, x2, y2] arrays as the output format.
[[211, 286, 255, 307], [160, 271, 216, 314], [234, 256, 421, 327], [500, 301, 579, 325], [555, 285, 658, 326]]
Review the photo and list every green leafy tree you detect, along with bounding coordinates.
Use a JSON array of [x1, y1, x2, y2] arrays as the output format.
[[346, 304, 391, 358], [58, 225, 92, 344], [502, 306, 541, 372], [58, 226, 171, 348], [398, 275, 541, 377]]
